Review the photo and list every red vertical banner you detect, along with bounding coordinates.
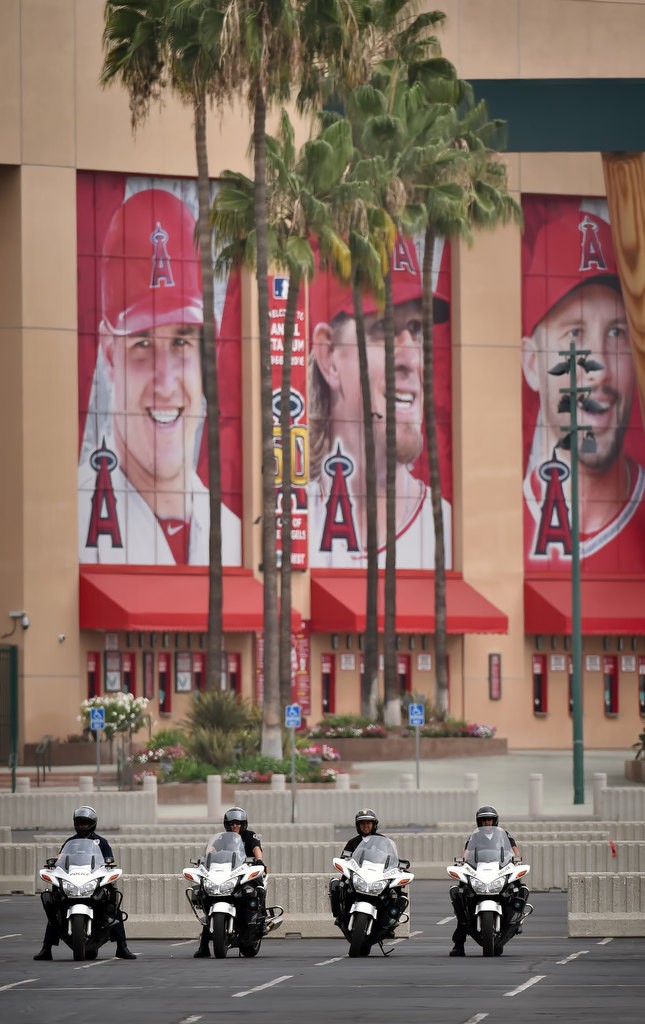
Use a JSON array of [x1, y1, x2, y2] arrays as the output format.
[[291, 621, 311, 715], [269, 275, 309, 569]]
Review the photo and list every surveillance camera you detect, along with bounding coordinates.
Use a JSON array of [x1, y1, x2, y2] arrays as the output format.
[[21, 614, 30, 630], [58, 633, 65, 643]]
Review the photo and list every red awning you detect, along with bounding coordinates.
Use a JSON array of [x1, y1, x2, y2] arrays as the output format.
[[525, 578, 645, 635], [310, 572, 508, 634], [79, 568, 297, 633]]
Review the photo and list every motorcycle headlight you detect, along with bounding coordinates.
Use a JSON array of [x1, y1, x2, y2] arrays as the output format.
[[353, 876, 387, 895], [204, 878, 236, 896], [62, 880, 97, 897], [487, 876, 506, 894], [470, 878, 489, 895]]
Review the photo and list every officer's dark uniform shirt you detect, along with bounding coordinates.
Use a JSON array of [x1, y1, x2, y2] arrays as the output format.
[[239, 828, 263, 859], [60, 832, 114, 860], [342, 830, 385, 856]]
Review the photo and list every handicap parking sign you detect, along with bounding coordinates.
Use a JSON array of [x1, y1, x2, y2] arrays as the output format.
[[408, 703, 425, 727], [285, 704, 301, 729], [90, 707, 106, 731]]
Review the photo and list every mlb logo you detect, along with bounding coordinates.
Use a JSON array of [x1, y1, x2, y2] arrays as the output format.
[[273, 277, 290, 300]]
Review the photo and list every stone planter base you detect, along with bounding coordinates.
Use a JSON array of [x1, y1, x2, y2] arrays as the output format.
[[624, 759, 645, 783], [23, 741, 103, 767], [317, 736, 507, 762]]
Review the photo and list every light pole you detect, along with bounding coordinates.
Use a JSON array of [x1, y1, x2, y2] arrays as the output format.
[[548, 342, 604, 805]]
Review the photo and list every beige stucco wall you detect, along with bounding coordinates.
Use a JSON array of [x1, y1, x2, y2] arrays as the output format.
[[1, 0, 643, 751]]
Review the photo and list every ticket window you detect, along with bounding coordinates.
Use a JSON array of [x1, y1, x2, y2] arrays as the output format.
[[321, 653, 336, 714], [532, 654, 548, 715], [228, 653, 241, 696], [104, 651, 122, 693], [158, 652, 172, 714], [398, 654, 411, 697], [87, 652, 101, 699], [639, 657, 645, 717], [122, 652, 136, 696], [603, 655, 619, 716]]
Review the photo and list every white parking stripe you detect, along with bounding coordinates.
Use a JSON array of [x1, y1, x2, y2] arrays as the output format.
[[233, 975, 292, 999], [315, 957, 345, 966], [504, 975, 546, 997], [437, 916, 455, 925], [0, 979, 37, 993], [557, 950, 589, 965], [0, 934, 21, 940], [597, 937, 613, 945], [464, 1015, 489, 1024]]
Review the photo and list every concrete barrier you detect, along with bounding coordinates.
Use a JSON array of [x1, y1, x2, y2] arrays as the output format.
[[597, 788, 645, 821], [0, 792, 157, 828], [114, 823, 336, 842], [437, 820, 619, 834], [0, 845, 36, 894], [120, 873, 412, 940], [0, 826, 11, 843], [568, 872, 645, 936], [234, 788, 479, 826]]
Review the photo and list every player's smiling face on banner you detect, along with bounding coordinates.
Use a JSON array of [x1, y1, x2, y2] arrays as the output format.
[[330, 298, 425, 465], [525, 283, 635, 472], [106, 323, 203, 487]]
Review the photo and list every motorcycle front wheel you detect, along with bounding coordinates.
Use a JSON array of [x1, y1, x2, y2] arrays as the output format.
[[211, 916, 230, 959], [70, 916, 87, 962], [348, 911, 372, 958], [480, 911, 496, 957]]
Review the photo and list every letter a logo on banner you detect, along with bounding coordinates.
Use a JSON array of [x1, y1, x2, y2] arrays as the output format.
[[86, 438, 123, 549], [534, 455, 572, 557], [578, 215, 608, 273], [319, 444, 359, 553], [150, 221, 175, 289]]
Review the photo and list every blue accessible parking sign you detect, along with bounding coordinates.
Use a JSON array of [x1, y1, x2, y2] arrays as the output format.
[[90, 707, 106, 731], [285, 704, 301, 729], [408, 703, 425, 727]]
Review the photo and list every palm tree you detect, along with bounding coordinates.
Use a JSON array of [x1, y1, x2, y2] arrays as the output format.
[[100, 0, 228, 691]]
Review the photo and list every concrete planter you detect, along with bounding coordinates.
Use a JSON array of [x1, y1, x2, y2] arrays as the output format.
[[315, 736, 507, 762], [23, 741, 104, 767], [624, 759, 645, 783]]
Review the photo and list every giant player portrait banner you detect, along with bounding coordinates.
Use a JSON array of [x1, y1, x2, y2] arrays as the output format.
[[306, 234, 453, 570], [522, 194, 645, 574], [77, 173, 242, 567]]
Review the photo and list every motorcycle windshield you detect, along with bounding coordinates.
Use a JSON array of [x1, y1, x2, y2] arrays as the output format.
[[353, 835, 400, 870], [204, 831, 247, 870], [465, 826, 513, 868], [56, 838, 105, 872]]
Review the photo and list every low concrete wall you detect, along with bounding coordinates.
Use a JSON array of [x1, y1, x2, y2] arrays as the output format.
[[624, 760, 645, 783], [0, 826, 10, 843], [437, 820, 645, 840], [113, 823, 336, 843], [568, 872, 645, 936], [234, 788, 479, 826], [598, 788, 645, 821], [0, 845, 36, 894], [121, 873, 411, 940], [0, 791, 157, 828], [323, 737, 507, 761]]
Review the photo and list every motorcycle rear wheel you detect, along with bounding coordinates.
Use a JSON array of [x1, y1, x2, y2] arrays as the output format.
[[71, 916, 87, 962], [480, 911, 496, 957], [348, 912, 371, 958], [211, 916, 229, 959], [239, 940, 261, 958]]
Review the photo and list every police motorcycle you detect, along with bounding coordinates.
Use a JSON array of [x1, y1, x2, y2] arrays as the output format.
[[447, 825, 533, 957], [38, 838, 125, 961], [183, 831, 284, 958], [332, 835, 413, 957]]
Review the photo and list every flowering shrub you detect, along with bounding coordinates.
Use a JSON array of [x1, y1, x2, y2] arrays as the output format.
[[299, 743, 341, 761], [79, 694, 149, 740], [467, 723, 496, 739], [129, 744, 185, 767], [308, 723, 387, 739]]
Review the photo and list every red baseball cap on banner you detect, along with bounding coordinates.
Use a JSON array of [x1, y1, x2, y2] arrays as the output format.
[[522, 201, 621, 337], [101, 189, 203, 335], [308, 234, 450, 330]]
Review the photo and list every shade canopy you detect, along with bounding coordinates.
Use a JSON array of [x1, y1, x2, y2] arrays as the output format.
[[524, 578, 645, 635]]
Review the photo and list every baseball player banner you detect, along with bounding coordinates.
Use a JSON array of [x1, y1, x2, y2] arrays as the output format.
[[269, 275, 309, 569], [77, 173, 242, 566], [306, 233, 452, 570], [522, 194, 645, 573]]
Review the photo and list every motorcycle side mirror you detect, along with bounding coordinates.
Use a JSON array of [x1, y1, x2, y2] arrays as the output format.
[[453, 856, 464, 866], [105, 857, 116, 867], [190, 858, 200, 866], [45, 858, 56, 869], [398, 858, 411, 870], [512, 855, 521, 865]]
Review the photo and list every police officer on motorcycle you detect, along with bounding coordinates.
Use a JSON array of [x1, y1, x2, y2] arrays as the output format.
[[193, 807, 265, 958], [449, 804, 523, 957], [33, 805, 136, 961]]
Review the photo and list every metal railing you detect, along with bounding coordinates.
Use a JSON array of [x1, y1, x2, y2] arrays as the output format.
[[35, 734, 53, 787]]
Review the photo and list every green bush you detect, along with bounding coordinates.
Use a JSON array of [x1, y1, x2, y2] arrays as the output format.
[[168, 757, 214, 782], [181, 691, 261, 769], [148, 727, 185, 749]]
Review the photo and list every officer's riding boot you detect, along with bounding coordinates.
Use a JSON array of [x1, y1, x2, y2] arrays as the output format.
[[193, 928, 211, 958], [115, 943, 137, 959], [33, 943, 53, 961]]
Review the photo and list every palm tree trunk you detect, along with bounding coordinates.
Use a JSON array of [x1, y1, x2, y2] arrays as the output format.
[[254, 88, 282, 757], [279, 274, 301, 710], [194, 96, 223, 692], [383, 270, 400, 726], [422, 228, 448, 718], [352, 276, 378, 718]]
